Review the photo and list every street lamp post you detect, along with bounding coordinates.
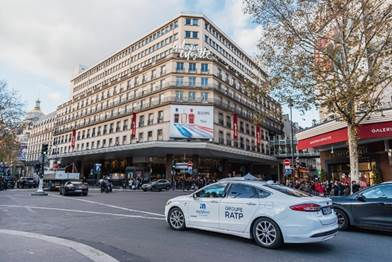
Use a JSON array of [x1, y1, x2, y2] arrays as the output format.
[[32, 144, 48, 196]]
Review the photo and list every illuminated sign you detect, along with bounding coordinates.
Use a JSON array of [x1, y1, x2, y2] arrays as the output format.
[[173, 41, 212, 60]]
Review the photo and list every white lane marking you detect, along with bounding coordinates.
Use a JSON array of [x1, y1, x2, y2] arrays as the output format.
[[0, 229, 119, 262], [49, 194, 165, 217], [0, 205, 164, 221], [25, 206, 36, 214]]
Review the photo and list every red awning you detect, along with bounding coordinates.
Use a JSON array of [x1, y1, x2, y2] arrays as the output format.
[[297, 121, 392, 150]]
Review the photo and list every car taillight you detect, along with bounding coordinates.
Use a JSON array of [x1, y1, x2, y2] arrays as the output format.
[[290, 203, 321, 212]]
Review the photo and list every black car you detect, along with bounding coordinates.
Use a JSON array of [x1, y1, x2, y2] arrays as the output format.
[[17, 177, 37, 189], [332, 182, 392, 231], [60, 181, 88, 196], [141, 179, 171, 191]]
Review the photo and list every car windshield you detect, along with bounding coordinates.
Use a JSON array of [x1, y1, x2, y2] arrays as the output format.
[[264, 184, 311, 197]]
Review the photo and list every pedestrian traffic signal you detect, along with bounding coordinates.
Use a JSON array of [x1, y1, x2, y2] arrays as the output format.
[[41, 144, 49, 155]]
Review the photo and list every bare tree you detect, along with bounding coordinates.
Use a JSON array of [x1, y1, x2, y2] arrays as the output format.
[[0, 80, 24, 162], [244, 0, 392, 186]]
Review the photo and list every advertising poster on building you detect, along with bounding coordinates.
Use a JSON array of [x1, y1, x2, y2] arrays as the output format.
[[169, 105, 213, 139], [71, 129, 76, 148], [131, 112, 137, 138], [17, 143, 27, 161]]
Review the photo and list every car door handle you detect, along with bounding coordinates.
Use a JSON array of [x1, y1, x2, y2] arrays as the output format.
[[247, 202, 257, 206], [211, 200, 219, 203]]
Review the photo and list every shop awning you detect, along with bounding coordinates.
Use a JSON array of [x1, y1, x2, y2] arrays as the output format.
[[297, 121, 392, 150]]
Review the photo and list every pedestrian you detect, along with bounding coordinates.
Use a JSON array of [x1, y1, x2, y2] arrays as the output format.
[[352, 181, 360, 193]]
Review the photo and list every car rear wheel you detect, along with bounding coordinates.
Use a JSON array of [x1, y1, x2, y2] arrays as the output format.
[[252, 217, 283, 249], [168, 207, 186, 231], [335, 208, 349, 230]]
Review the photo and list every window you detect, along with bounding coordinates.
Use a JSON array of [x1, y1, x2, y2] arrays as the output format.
[[201, 63, 208, 72], [97, 126, 101, 136], [176, 76, 184, 86], [148, 113, 154, 125], [116, 121, 121, 132], [138, 132, 144, 141], [109, 138, 113, 146], [189, 63, 196, 72], [185, 18, 199, 26], [195, 184, 227, 198], [218, 112, 224, 125], [185, 31, 198, 39], [122, 135, 127, 144], [139, 115, 145, 127], [188, 91, 196, 101], [109, 123, 114, 133], [102, 139, 106, 147], [201, 77, 208, 86], [264, 184, 311, 197], [147, 131, 153, 141], [123, 119, 128, 131], [157, 129, 163, 140], [176, 62, 184, 71], [157, 110, 164, 123], [219, 130, 224, 144], [362, 185, 392, 199], [97, 140, 100, 148], [176, 91, 184, 101], [228, 184, 259, 198], [189, 76, 196, 86], [201, 92, 208, 102], [160, 65, 166, 75], [226, 115, 231, 128]]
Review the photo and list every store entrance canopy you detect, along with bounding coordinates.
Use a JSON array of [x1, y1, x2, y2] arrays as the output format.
[[297, 121, 392, 150]]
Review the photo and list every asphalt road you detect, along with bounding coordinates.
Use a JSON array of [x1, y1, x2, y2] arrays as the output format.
[[0, 189, 391, 262]]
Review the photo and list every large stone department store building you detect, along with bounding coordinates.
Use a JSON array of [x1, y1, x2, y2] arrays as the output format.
[[49, 13, 283, 181]]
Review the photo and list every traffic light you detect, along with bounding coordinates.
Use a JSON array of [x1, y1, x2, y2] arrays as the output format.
[[41, 144, 49, 155]]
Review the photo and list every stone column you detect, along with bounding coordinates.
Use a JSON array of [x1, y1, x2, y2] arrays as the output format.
[[165, 154, 173, 179]]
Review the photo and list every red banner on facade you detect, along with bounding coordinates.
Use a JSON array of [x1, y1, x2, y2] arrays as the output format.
[[71, 129, 76, 148], [256, 125, 261, 145], [232, 113, 238, 140], [131, 112, 137, 138], [297, 121, 392, 150]]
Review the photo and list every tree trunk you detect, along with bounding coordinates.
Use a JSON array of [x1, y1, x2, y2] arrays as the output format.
[[347, 123, 359, 194]]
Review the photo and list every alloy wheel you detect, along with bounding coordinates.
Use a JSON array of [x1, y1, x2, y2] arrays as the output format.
[[169, 209, 185, 230], [255, 220, 277, 246]]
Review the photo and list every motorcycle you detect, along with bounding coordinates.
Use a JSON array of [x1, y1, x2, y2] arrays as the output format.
[[100, 179, 112, 193]]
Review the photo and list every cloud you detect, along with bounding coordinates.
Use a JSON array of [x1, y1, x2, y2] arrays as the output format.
[[0, 0, 186, 85]]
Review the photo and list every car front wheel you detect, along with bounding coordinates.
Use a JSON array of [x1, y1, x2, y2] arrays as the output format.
[[252, 217, 283, 249], [335, 208, 349, 230], [168, 207, 186, 231]]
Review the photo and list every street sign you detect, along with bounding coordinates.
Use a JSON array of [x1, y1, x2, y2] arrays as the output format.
[[283, 159, 290, 166]]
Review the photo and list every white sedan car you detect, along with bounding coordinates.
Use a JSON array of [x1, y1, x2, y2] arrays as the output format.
[[165, 178, 338, 248]]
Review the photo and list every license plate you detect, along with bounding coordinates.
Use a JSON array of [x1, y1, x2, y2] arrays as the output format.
[[75, 189, 82, 192], [322, 206, 332, 215]]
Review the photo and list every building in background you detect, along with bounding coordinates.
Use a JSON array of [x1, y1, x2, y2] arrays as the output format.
[[13, 99, 45, 177], [50, 13, 283, 182], [271, 114, 320, 181], [26, 111, 56, 176]]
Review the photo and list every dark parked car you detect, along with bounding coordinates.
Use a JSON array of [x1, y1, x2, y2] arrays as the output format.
[[59, 181, 88, 196], [141, 179, 171, 191], [332, 181, 392, 231], [17, 177, 37, 188]]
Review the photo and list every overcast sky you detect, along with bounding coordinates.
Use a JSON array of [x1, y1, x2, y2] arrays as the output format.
[[0, 0, 318, 127]]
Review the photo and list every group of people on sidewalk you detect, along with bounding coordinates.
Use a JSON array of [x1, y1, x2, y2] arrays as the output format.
[[286, 178, 368, 196]]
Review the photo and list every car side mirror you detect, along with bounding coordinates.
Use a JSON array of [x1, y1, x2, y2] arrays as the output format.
[[192, 193, 197, 199], [357, 195, 366, 202]]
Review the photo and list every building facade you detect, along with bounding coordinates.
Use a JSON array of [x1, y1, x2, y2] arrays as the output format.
[[26, 111, 56, 164], [271, 114, 320, 180], [297, 103, 392, 185], [50, 14, 283, 181]]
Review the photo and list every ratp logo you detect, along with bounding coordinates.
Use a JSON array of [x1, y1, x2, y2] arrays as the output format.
[[200, 203, 206, 209]]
